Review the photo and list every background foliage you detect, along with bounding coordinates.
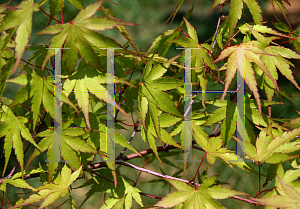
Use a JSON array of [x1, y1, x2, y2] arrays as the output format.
[[1, 0, 300, 208]]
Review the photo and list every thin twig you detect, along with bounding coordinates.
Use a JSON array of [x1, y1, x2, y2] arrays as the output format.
[[122, 161, 199, 186], [116, 118, 140, 159]]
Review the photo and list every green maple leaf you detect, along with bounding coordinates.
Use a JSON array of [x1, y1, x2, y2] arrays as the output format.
[[36, 0, 136, 73], [262, 45, 300, 103], [0, 168, 44, 193], [246, 126, 300, 164], [6, 66, 78, 130], [100, 177, 144, 209], [138, 58, 183, 163], [8, 164, 82, 209], [251, 174, 300, 208], [28, 120, 99, 182], [0, 0, 40, 75], [192, 128, 256, 173], [170, 17, 217, 110], [63, 60, 134, 130], [154, 178, 247, 209], [0, 105, 42, 179]]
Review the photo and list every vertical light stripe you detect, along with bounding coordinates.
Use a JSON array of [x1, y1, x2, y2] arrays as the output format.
[[183, 48, 193, 162], [236, 48, 246, 160], [106, 48, 115, 162], [53, 48, 62, 162]]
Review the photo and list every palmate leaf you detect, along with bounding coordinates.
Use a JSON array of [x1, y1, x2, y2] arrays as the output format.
[[262, 45, 300, 103], [245, 126, 300, 164], [6, 66, 78, 130], [213, 42, 279, 115], [238, 24, 300, 107], [63, 60, 134, 130], [29, 120, 98, 182], [0, 0, 40, 75], [101, 177, 144, 209], [204, 99, 281, 146], [0, 168, 43, 192], [204, 101, 236, 145], [36, 0, 136, 73], [170, 17, 217, 110], [251, 174, 300, 208], [138, 58, 183, 163], [8, 165, 82, 209], [154, 178, 247, 209], [0, 105, 42, 179], [211, 0, 263, 39], [192, 127, 256, 173]]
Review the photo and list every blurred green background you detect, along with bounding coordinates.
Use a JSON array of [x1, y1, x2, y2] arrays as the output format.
[[1, 0, 300, 208]]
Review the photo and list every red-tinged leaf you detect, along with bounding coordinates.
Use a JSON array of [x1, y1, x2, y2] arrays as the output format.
[[251, 174, 300, 208], [183, 17, 198, 42], [36, 0, 135, 71], [8, 165, 82, 209], [250, 195, 298, 208], [243, 56, 262, 115], [266, 46, 300, 90], [220, 50, 237, 101], [209, 0, 227, 15], [261, 51, 278, 104], [155, 178, 247, 208], [267, 127, 300, 154], [213, 47, 236, 64], [270, 45, 300, 59], [165, 0, 184, 25], [244, 48, 279, 93]]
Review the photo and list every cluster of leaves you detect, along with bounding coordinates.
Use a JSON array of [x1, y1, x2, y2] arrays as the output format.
[[0, 0, 300, 208]]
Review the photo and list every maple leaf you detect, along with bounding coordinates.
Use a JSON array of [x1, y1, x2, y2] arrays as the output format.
[[204, 99, 283, 145], [0, 0, 40, 76], [6, 66, 78, 130], [63, 60, 134, 130], [251, 174, 300, 208], [245, 125, 300, 164], [238, 24, 300, 112], [0, 168, 40, 193], [154, 178, 247, 209], [139, 57, 183, 163], [8, 164, 82, 209], [100, 177, 144, 209], [26, 118, 99, 182], [36, 0, 137, 73], [170, 17, 217, 110], [0, 105, 42, 179], [213, 42, 279, 115], [211, 0, 262, 38]]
